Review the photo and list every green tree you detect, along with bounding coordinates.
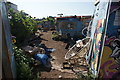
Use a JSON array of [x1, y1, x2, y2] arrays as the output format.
[[7, 7, 37, 46]]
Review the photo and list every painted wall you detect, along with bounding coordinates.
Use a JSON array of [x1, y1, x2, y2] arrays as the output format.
[[86, 0, 110, 76], [56, 18, 83, 37], [99, 2, 120, 79]]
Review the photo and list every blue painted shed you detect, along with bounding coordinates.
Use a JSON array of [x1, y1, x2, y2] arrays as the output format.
[[55, 16, 91, 38]]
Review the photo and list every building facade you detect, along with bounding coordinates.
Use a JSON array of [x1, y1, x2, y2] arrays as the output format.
[[55, 16, 92, 38]]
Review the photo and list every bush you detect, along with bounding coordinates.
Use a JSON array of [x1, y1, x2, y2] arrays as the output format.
[[13, 46, 38, 80], [7, 7, 38, 46]]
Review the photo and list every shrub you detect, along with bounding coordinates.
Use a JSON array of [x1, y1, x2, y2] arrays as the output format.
[[13, 46, 34, 79], [7, 7, 38, 46]]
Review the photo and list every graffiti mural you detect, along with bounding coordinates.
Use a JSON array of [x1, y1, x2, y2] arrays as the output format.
[[86, 0, 120, 78], [91, 19, 105, 75], [111, 39, 120, 62], [86, 1, 110, 76], [99, 2, 120, 79], [100, 37, 120, 79]]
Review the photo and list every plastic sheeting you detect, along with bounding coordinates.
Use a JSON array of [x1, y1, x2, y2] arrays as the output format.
[[34, 54, 49, 66]]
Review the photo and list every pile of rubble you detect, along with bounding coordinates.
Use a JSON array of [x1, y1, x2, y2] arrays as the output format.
[[22, 35, 56, 69], [61, 37, 91, 76]]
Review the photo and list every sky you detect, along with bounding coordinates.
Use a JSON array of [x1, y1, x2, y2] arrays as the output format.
[[7, 0, 95, 18]]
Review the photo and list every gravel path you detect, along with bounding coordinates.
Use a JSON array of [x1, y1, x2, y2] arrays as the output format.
[[39, 31, 77, 78]]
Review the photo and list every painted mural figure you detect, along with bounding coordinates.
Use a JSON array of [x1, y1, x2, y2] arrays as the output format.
[[91, 19, 104, 72], [111, 39, 120, 70]]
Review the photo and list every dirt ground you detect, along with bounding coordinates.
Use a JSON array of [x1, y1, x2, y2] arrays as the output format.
[[39, 31, 77, 78]]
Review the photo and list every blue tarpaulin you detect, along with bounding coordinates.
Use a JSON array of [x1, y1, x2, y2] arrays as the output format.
[[34, 53, 49, 66]]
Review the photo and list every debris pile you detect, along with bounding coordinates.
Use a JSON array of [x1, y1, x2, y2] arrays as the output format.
[[22, 40, 56, 69], [62, 37, 91, 75]]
